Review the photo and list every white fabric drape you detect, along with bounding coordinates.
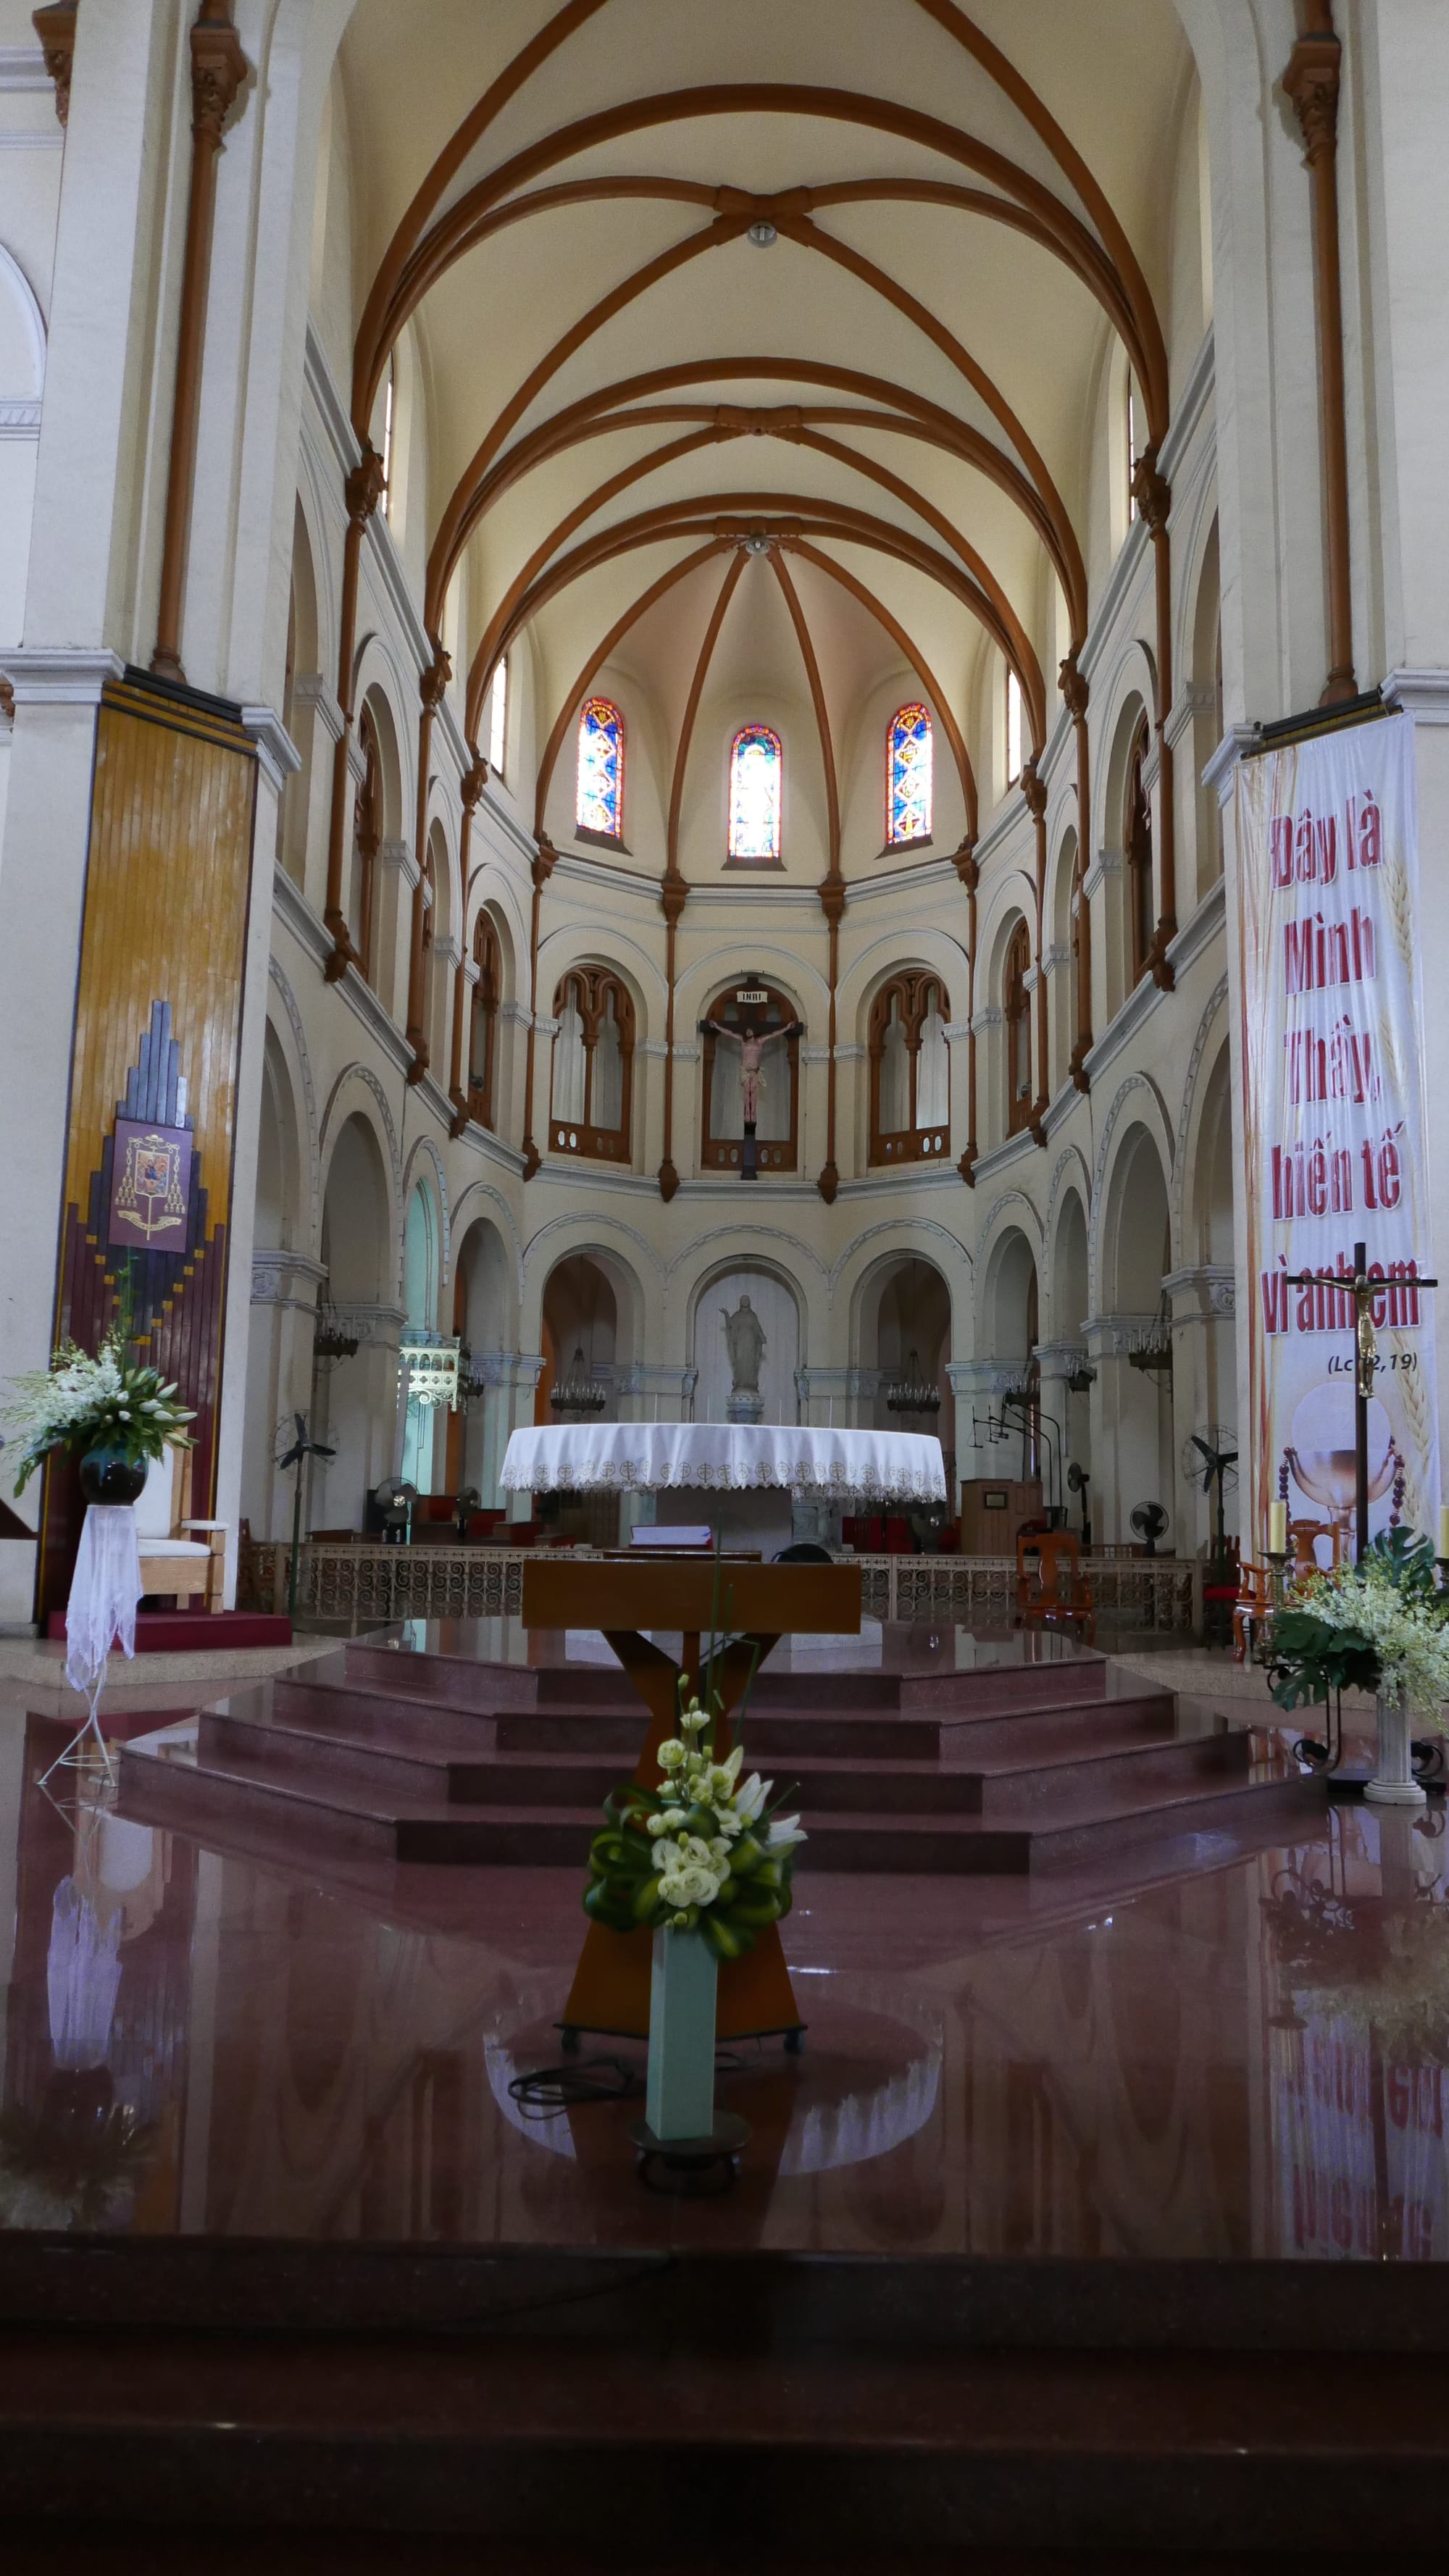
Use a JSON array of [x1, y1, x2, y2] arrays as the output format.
[[592, 995, 623, 1130], [64, 1504, 141, 1697], [502, 1420, 946, 1501]]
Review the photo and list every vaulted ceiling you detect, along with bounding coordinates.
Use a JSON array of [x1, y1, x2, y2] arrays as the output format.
[[334, 0, 1196, 871]]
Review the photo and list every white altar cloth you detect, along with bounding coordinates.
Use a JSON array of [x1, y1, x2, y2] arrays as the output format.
[[501, 1421, 945, 1504]]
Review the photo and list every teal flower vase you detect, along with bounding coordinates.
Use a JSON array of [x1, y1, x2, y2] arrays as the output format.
[[645, 1925, 719, 2141]]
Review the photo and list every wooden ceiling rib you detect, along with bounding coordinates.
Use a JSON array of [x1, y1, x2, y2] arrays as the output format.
[[337, 1, 1179, 886]]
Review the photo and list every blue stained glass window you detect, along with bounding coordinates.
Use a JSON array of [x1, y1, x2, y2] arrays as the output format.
[[727, 724, 782, 862], [887, 703, 932, 845], [576, 696, 624, 837]]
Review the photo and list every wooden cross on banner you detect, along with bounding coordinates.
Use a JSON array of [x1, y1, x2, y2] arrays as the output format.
[[1286, 1238, 1437, 1562]]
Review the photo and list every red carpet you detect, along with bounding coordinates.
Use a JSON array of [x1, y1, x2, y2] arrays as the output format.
[[46, 1609, 292, 1651]]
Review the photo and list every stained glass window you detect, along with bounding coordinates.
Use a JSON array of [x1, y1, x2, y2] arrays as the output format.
[[886, 703, 932, 845], [576, 696, 624, 838], [727, 724, 782, 862]]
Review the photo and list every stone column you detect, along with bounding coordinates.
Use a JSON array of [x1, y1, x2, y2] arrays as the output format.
[[1165, 1265, 1237, 1557], [242, 1250, 327, 1539], [313, 1302, 404, 1532], [1082, 1313, 1171, 1547], [1035, 1339, 1091, 1532]]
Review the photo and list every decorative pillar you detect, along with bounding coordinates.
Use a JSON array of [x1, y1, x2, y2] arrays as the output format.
[[323, 447, 387, 977], [1130, 446, 1177, 986], [447, 757, 488, 1134], [657, 867, 687, 1201], [817, 874, 844, 1204], [406, 646, 451, 1080], [150, 2, 249, 686], [520, 838, 556, 1179], [1283, 4, 1357, 707], [953, 838, 979, 1184], [1021, 758, 1050, 1140], [1061, 651, 1093, 1087]]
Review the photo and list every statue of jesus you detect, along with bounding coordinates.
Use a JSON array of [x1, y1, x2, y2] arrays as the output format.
[[699, 1011, 805, 1129], [721, 1292, 767, 1395]]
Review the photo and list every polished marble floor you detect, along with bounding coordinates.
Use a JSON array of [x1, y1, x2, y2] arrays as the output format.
[[1, 1649, 1445, 2265]]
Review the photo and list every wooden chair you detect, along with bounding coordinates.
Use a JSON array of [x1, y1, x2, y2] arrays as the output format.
[[1015, 1530, 1095, 1644], [1289, 1516, 1337, 1572], [1232, 1561, 1271, 1663], [1201, 1536, 1240, 1649], [133, 1449, 225, 1610]]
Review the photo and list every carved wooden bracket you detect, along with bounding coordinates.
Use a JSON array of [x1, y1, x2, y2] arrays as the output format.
[[31, 3, 76, 127]]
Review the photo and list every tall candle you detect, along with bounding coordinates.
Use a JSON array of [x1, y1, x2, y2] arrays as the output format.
[[1437, 1505, 1449, 1561], [1268, 1501, 1287, 1557]]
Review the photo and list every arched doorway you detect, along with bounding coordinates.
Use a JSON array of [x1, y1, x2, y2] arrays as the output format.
[[535, 1252, 621, 1544], [313, 1113, 395, 1531], [1100, 1124, 1174, 1544]]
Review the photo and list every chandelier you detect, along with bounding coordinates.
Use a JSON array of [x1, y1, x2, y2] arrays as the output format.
[[550, 1342, 606, 1418], [456, 1343, 487, 1408], [313, 1298, 359, 1364], [1127, 1292, 1174, 1379], [885, 1347, 941, 1417]]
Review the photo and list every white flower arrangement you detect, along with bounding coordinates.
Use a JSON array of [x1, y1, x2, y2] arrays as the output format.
[[1, 1322, 195, 1494], [1271, 1529, 1449, 1723], [583, 1686, 806, 1961]]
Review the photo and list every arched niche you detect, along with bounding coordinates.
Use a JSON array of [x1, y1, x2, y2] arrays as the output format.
[[699, 977, 801, 1176], [548, 963, 635, 1167], [256, 1023, 302, 1255], [866, 970, 951, 1171], [982, 1225, 1039, 1366], [440, 1216, 508, 1505], [314, 1113, 395, 1529], [860, 1254, 954, 1507], [1100, 1121, 1174, 1545], [691, 1262, 801, 1429], [1048, 824, 1080, 1096]]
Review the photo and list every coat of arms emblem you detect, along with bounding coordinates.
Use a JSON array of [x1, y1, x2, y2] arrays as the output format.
[[107, 1118, 192, 1250]]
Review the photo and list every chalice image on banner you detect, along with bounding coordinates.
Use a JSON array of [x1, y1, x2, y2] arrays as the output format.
[[1283, 1381, 1396, 1555]]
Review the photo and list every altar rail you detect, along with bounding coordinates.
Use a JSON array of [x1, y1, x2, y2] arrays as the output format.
[[240, 1542, 1197, 1634]]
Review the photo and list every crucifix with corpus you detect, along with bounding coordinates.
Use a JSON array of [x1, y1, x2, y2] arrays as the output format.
[[1285, 1239, 1437, 1562]]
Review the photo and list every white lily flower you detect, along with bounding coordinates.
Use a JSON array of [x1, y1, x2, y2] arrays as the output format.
[[766, 1813, 806, 1850], [735, 1773, 770, 1823]]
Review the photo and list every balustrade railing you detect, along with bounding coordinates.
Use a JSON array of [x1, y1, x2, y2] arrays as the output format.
[[240, 1542, 1196, 1634]]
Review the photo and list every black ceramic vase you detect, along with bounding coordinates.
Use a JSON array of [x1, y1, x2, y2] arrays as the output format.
[[77, 1447, 149, 1507]]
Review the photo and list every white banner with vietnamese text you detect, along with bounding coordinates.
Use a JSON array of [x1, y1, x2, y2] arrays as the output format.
[[1236, 710, 1437, 1555]]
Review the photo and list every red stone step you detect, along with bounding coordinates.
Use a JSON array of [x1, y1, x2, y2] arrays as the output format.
[[0, 2325, 1444, 2554]]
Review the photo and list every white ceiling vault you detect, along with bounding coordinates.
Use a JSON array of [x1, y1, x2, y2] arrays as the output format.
[[332, 0, 1200, 881]]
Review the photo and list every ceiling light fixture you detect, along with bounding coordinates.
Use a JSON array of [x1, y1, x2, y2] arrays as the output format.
[[742, 530, 772, 558], [746, 219, 778, 248]]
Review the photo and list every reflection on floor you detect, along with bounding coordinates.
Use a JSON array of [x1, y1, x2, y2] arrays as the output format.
[[0, 1665, 1443, 2262]]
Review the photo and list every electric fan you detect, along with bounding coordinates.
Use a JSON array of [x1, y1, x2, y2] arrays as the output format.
[[1129, 1500, 1169, 1556]]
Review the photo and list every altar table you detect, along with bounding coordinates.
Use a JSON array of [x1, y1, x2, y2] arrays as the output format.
[[501, 1421, 945, 1556]]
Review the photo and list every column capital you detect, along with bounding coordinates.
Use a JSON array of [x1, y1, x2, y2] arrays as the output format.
[[240, 703, 301, 795], [0, 647, 122, 703]]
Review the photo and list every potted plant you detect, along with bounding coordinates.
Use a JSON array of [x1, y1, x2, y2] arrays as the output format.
[[1268, 1528, 1449, 1807], [3, 1317, 194, 1507]]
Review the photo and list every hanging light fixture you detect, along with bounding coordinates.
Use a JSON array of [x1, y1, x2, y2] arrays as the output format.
[[883, 1261, 941, 1417], [549, 1255, 607, 1418], [885, 1347, 941, 1417], [1127, 1290, 1174, 1379], [313, 1291, 359, 1366]]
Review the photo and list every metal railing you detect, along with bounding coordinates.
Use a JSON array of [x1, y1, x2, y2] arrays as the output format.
[[240, 1542, 1196, 1634]]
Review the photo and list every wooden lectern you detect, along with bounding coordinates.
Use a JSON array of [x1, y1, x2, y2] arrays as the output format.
[[522, 1555, 861, 2047]]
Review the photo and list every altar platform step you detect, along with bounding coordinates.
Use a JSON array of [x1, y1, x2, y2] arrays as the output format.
[[0, 2305, 1445, 2557], [118, 1695, 1317, 1878], [343, 1634, 1111, 1718]]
